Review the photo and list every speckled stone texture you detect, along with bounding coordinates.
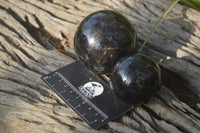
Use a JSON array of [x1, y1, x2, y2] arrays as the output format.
[[110, 54, 161, 106], [74, 10, 137, 74]]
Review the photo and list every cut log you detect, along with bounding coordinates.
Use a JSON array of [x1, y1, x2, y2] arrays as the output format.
[[0, 0, 200, 132]]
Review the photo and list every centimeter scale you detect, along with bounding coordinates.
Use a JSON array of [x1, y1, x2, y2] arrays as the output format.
[[41, 61, 132, 129]]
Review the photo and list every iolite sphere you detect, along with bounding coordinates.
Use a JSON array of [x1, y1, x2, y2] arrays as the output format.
[[110, 54, 161, 106], [74, 10, 137, 74]]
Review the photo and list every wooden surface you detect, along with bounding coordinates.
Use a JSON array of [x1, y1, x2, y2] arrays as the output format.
[[0, 0, 200, 132]]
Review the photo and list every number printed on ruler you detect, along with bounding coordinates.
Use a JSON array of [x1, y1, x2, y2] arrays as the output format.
[[43, 72, 108, 125]]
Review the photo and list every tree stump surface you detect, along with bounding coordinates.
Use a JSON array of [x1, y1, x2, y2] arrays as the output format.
[[0, 0, 200, 133]]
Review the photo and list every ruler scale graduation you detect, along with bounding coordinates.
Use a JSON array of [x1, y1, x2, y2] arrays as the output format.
[[41, 61, 132, 129]]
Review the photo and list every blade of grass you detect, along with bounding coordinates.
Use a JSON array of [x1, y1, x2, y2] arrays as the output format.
[[138, 0, 180, 53]]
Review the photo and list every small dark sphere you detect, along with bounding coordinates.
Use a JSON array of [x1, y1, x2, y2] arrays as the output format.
[[110, 54, 161, 106], [74, 10, 137, 74]]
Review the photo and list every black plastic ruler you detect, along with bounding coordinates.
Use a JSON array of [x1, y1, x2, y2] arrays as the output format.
[[41, 61, 132, 129]]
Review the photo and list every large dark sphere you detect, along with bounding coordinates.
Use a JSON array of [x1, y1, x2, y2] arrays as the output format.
[[110, 54, 161, 106], [74, 10, 137, 74]]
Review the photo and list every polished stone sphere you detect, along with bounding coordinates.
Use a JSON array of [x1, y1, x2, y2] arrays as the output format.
[[74, 10, 137, 74], [110, 54, 161, 106]]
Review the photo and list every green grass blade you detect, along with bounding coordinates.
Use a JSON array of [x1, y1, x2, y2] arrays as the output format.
[[138, 0, 180, 53]]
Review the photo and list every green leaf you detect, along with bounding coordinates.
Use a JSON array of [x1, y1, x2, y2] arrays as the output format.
[[179, 0, 200, 11]]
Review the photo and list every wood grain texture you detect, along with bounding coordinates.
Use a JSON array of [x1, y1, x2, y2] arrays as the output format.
[[0, 0, 200, 132]]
